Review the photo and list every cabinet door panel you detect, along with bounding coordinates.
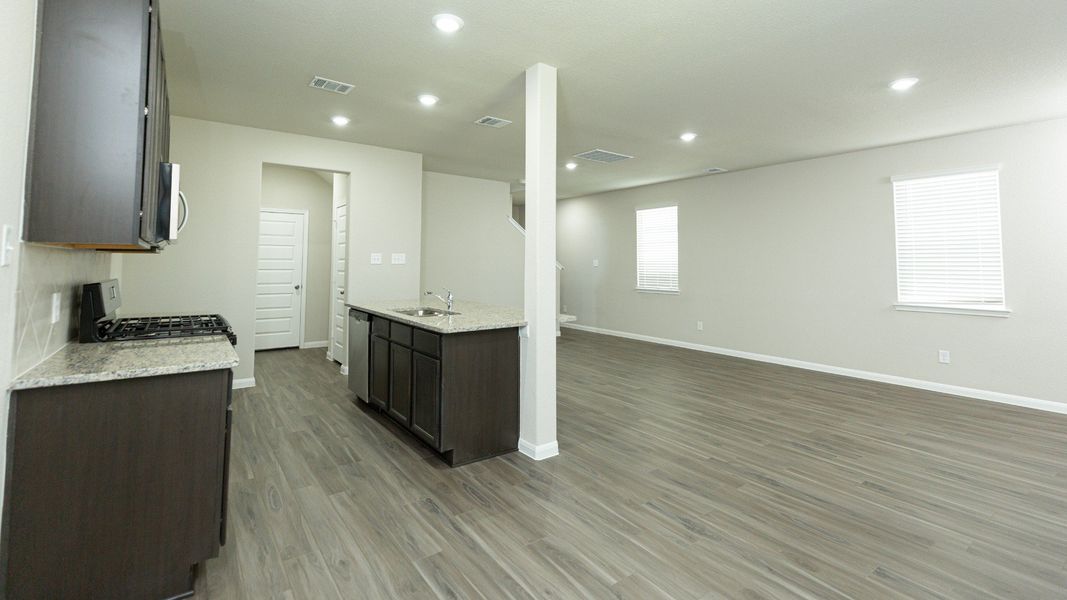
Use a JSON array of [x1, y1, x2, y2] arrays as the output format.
[[389, 344, 412, 425], [411, 352, 441, 448], [368, 335, 389, 409]]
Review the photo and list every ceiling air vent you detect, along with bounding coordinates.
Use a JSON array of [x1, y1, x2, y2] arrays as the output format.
[[474, 115, 512, 128], [574, 149, 634, 163], [705, 167, 729, 174], [308, 75, 354, 95]]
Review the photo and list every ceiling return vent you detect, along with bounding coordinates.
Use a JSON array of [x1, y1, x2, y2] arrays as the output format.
[[474, 115, 512, 128], [705, 167, 729, 174], [574, 148, 634, 163], [308, 75, 354, 95]]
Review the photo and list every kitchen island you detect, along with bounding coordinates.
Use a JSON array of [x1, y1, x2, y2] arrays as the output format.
[[347, 300, 524, 466]]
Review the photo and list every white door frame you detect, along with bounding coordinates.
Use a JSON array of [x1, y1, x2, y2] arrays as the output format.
[[258, 207, 310, 348], [328, 202, 348, 363]]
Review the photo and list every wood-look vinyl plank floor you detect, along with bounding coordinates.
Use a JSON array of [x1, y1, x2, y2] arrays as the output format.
[[194, 330, 1067, 599]]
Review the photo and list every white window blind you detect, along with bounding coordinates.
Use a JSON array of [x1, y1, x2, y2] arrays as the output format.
[[892, 168, 1005, 310], [636, 206, 679, 292]]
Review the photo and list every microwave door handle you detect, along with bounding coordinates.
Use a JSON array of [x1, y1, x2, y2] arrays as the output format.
[[167, 163, 182, 240], [177, 191, 189, 234]]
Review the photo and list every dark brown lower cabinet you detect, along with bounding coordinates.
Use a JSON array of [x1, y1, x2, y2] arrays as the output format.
[[411, 352, 441, 447], [389, 344, 413, 425], [0, 369, 232, 599], [364, 315, 519, 466], [368, 334, 390, 409]]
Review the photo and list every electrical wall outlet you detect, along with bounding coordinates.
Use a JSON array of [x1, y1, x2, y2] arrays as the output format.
[[51, 292, 62, 324], [696, 320, 704, 331], [0, 224, 14, 267], [391, 253, 406, 265], [370, 253, 382, 265], [593, 258, 599, 267], [938, 350, 951, 364]]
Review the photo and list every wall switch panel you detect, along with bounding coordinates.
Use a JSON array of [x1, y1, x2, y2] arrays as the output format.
[[370, 253, 383, 265], [51, 292, 62, 324], [696, 320, 704, 331], [938, 350, 951, 364], [0, 224, 14, 267], [593, 259, 600, 267], [391, 253, 406, 265]]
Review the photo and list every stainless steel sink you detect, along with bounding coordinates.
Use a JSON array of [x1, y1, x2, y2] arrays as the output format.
[[394, 307, 460, 317]]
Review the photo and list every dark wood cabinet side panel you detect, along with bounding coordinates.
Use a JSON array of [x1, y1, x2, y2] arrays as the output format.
[[2, 369, 228, 599], [389, 344, 413, 425], [440, 328, 520, 465], [27, 0, 151, 245]]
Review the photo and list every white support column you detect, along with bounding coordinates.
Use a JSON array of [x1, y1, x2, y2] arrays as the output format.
[[518, 63, 559, 461]]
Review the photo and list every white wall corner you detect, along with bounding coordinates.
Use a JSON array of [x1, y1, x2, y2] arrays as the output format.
[[518, 438, 560, 461], [232, 377, 256, 390]]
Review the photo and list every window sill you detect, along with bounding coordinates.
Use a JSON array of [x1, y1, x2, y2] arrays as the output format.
[[894, 303, 1011, 318], [636, 288, 679, 295]]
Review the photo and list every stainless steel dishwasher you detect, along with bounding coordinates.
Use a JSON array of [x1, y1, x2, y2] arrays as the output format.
[[347, 309, 370, 402]]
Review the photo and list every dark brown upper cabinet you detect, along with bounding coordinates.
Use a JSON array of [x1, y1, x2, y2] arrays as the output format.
[[25, 0, 177, 251]]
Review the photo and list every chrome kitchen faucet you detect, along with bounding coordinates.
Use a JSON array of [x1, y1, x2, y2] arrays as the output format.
[[426, 289, 454, 312]]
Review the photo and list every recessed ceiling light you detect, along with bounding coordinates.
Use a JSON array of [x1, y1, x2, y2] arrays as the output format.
[[565, 162, 578, 170], [680, 132, 697, 142], [890, 77, 919, 91], [418, 94, 439, 107], [331, 115, 350, 126], [432, 14, 464, 33]]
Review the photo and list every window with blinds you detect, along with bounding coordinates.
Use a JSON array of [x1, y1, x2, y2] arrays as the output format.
[[892, 168, 1006, 312], [636, 205, 679, 292]]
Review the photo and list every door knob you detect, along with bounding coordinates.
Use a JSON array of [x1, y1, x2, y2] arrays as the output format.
[[340, 290, 345, 295], [294, 284, 301, 290]]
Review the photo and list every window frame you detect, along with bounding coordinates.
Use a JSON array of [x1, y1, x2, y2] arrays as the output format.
[[635, 204, 680, 294], [891, 165, 1010, 318]]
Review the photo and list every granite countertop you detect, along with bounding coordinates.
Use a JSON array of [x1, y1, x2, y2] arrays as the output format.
[[347, 300, 526, 334], [10, 336, 240, 391]]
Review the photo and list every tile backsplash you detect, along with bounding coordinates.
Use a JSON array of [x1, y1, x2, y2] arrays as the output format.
[[14, 245, 111, 376]]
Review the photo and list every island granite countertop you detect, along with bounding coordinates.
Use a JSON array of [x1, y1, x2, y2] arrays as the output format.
[[347, 300, 526, 334], [10, 335, 240, 391]]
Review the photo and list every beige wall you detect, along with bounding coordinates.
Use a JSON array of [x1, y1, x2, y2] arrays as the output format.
[[260, 165, 333, 345], [421, 172, 523, 307], [559, 118, 1067, 404], [120, 117, 422, 381]]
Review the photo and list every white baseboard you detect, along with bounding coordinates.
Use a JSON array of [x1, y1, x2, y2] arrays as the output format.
[[339, 365, 349, 376], [300, 340, 329, 349], [232, 377, 256, 390], [518, 439, 560, 460], [561, 323, 1066, 415]]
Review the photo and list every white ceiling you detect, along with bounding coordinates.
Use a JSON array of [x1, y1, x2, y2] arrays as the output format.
[[162, 0, 1067, 199]]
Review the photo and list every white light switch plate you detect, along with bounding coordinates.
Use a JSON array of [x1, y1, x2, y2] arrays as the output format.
[[391, 253, 406, 265], [593, 259, 600, 267], [938, 350, 951, 364], [0, 224, 14, 267], [370, 253, 383, 265], [51, 292, 62, 324]]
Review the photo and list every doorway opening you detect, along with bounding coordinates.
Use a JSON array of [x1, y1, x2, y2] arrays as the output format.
[[256, 164, 349, 370]]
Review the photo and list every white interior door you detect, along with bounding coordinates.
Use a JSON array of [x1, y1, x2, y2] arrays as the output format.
[[255, 209, 306, 350], [329, 203, 348, 364]]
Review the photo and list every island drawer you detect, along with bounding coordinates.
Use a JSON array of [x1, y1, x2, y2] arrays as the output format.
[[389, 322, 413, 345], [413, 329, 441, 357], [371, 315, 389, 337]]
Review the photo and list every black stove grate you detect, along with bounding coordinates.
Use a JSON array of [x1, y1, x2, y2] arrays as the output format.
[[104, 314, 237, 346]]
